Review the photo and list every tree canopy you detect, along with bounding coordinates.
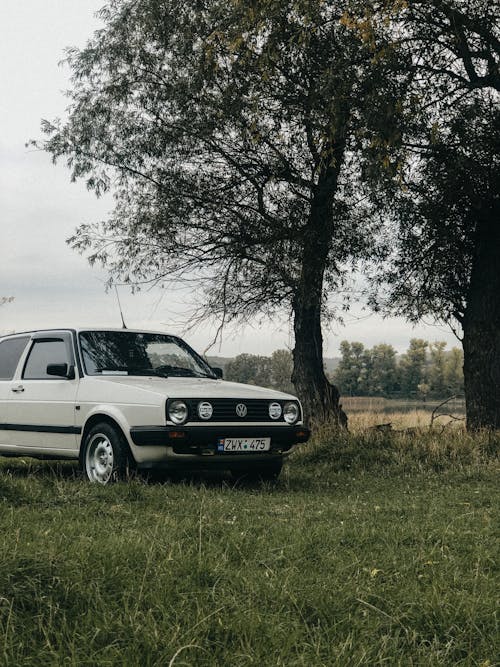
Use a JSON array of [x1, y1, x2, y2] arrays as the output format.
[[378, 96, 499, 325], [43, 0, 378, 315]]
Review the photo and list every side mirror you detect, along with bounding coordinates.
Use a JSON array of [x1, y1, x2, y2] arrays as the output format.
[[212, 367, 223, 379], [46, 363, 75, 380]]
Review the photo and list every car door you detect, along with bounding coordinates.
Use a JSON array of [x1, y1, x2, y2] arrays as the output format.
[[0, 335, 31, 448], [7, 332, 80, 455]]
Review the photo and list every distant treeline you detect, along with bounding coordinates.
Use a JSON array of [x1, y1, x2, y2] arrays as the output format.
[[210, 338, 463, 399], [335, 339, 463, 399]]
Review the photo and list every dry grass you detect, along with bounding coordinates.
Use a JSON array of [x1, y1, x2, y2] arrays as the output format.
[[347, 409, 464, 431], [296, 409, 498, 474]]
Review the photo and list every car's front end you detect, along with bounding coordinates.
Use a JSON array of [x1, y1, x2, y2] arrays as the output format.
[[129, 386, 310, 473], [75, 329, 310, 480]]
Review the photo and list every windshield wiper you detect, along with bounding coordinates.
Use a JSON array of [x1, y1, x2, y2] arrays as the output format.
[[130, 369, 165, 377], [151, 365, 216, 379]]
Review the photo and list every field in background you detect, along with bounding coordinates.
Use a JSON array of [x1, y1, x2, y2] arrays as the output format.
[[0, 415, 498, 666], [347, 409, 465, 433], [342, 396, 466, 416]]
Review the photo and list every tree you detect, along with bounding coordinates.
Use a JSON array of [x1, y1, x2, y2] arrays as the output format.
[[211, 349, 294, 392], [334, 341, 367, 396], [38, 0, 401, 426], [444, 347, 464, 396], [368, 343, 398, 396], [225, 354, 272, 387], [382, 96, 499, 427], [269, 349, 294, 395], [398, 339, 428, 397], [355, 1, 500, 428], [428, 342, 448, 397]]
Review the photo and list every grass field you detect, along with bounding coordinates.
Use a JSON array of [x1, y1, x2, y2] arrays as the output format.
[[0, 416, 498, 666]]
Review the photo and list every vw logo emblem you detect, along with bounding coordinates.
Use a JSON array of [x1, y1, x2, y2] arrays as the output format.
[[235, 403, 248, 418]]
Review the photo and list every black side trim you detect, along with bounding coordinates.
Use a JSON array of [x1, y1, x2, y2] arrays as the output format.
[[0, 423, 82, 435], [130, 425, 310, 447]]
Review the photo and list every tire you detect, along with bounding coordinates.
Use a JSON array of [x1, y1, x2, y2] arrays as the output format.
[[231, 460, 283, 483], [81, 422, 132, 484]]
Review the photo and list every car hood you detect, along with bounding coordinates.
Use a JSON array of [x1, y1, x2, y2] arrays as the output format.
[[90, 376, 298, 401]]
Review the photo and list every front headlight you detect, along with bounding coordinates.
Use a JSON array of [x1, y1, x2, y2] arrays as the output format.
[[283, 402, 299, 424], [168, 400, 188, 424]]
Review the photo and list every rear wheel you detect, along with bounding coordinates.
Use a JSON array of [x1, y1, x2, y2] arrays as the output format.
[[81, 422, 132, 484], [231, 460, 283, 483]]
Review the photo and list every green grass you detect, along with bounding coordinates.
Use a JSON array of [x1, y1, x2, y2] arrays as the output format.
[[0, 429, 498, 666]]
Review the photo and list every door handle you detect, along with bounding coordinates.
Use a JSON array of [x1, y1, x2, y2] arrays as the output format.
[[11, 385, 25, 393]]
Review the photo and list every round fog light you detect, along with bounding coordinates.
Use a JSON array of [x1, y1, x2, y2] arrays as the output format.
[[198, 401, 213, 420], [168, 400, 188, 424], [269, 402, 282, 420], [283, 402, 299, 424]]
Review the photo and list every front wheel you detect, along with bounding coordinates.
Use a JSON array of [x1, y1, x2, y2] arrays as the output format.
[[81, 422, 132, 484]]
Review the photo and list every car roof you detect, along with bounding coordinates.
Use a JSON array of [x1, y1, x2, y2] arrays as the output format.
[[0, 328, 178, 341]]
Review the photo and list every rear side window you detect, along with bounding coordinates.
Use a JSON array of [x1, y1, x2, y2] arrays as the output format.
[[23, 340, 69, 380], [0, 337, 29, 380]]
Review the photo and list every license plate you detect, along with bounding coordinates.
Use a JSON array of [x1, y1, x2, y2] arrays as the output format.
[[217, 437, 271, 452]]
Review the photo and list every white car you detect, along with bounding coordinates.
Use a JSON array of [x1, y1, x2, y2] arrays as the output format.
[[0, 328, 310, 483]]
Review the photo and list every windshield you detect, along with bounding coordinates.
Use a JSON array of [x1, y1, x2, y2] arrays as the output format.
[[79, 331, 215, 378]]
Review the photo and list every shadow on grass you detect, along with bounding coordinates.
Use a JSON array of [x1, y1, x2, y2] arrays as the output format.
[[142, 467, 284, 491], [0, 457, 270, 492], [0, 458, 80, 480]]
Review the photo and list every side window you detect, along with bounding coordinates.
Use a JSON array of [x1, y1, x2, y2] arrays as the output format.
[[0, 337, 29, 380], [23, 340, 69, 380]]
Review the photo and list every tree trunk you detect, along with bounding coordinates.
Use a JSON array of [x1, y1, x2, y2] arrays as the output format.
[[462, 213, 500, 430], [292, 284, 347, 428], [291, 170, 348, 429]]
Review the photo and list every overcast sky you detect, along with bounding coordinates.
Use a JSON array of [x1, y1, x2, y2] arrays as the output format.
[[0, 1, 460, 357]]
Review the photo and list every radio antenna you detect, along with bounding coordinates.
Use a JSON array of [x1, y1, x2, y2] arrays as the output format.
[[114, 285, 127, 329]]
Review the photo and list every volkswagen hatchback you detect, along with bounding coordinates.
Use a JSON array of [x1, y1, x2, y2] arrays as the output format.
[[0, 329, 310, 483]]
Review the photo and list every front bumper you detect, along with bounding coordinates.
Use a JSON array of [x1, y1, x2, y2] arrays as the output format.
[[130, 424, 310, 451]]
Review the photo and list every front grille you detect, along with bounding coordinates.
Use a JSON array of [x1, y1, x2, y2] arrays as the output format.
[[183, 398, 291, 423]]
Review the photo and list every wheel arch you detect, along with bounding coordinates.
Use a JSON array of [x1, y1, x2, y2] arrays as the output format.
[[80, 413, 135, 464]]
